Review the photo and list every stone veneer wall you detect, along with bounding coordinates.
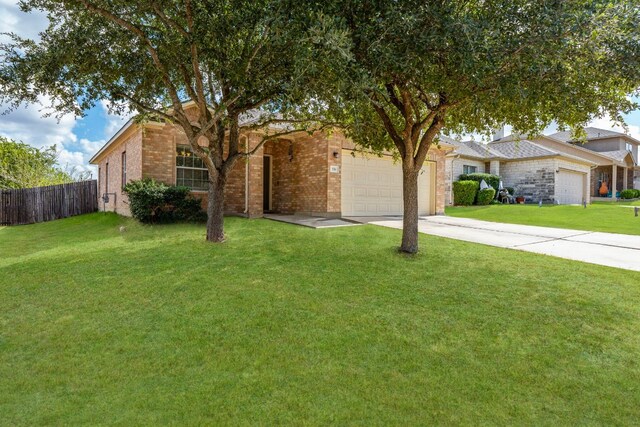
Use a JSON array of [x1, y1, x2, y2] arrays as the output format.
[[500, 158, 557, 203], [97, 127, 143, 215]]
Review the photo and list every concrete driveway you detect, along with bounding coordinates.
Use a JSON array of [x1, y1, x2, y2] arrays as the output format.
[[367, 216, 640, 272]]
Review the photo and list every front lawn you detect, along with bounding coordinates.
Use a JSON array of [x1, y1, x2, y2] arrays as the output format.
[[1, 213, 640, 424], [446, 201, 640, 235]]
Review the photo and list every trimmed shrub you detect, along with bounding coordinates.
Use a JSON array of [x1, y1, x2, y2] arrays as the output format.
[[459, 173, 501, 193], [634, 189, 640, 198], [620, 189, 637, 200], [453, 180, 479, 206], [124, 178, 205, 223], [505, 187, 515, 196], [476, 188, 496, 205]]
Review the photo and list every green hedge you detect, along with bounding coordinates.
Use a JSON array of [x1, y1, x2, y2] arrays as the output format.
[[459, 173, 501, 193], [453, 180, 479, 206], [620, 189, 638, 200], [124, 178, 206, 223], [476, 188, 496, 205]]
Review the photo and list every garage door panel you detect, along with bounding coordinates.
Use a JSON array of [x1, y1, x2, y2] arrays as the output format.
[[341, 150, 433, 216], [557, 170, 585, 205]]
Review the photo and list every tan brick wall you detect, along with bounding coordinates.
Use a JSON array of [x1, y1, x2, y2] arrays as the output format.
[[263, 132, 333, 216], [140, 124, 255, 216], [430, 148, 447, 214], [96, 127, 142, 215], [95, 119, 448, 218]]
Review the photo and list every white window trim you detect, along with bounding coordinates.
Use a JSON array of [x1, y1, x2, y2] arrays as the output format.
[[176, 146, 209, 191]]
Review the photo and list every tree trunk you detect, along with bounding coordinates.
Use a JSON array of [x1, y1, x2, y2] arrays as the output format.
[[206, 169, 227, 242], [400, 165, 420, 254]]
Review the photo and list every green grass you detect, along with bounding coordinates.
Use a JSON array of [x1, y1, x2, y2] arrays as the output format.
[[1, 213, 640, 425], [446, 200, 640, 235]]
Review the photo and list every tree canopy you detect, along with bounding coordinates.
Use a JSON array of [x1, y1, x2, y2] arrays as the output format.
[[0, 137, 79, 189], [1, 0, 343, 241], [314, 0, 640, 252]]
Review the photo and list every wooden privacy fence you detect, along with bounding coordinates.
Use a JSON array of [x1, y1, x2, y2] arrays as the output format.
[[0, 180, 98, 226]]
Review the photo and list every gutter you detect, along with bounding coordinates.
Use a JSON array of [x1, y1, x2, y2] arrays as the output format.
[[89, 119, 134, 164]]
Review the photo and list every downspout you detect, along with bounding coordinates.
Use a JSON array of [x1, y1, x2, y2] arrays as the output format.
[[243, 135, 249, 216]]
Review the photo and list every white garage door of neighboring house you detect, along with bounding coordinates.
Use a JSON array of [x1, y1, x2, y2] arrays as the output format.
[[557, 169, 585, 205], [341, 150, 435, 216]]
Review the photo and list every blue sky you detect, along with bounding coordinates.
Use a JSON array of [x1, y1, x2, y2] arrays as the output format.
[[1, 0, 639, 177]]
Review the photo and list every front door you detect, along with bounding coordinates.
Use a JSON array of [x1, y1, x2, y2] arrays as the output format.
[[263, 155, 272, 212]]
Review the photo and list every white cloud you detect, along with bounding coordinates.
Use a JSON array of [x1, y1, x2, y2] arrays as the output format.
[[0, 97, 102, 175], [0, 0, 48, 43], [0, 97, 77, 148], [100, 100, 132, 136]]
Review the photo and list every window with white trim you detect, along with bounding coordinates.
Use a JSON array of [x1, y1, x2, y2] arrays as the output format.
[[626, 142, 633, 152], [176, 146, 209, 190], [463, 165, 477, 174]]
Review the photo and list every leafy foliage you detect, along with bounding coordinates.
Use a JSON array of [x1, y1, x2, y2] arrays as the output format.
[[477, 188, 497, 206], [459, 173, 501, 193], [453, 180, 479, 206], [0, 136, 76, 189], [620, 189, 638, 199], [312, 0, 640, 252], [0, 0, 344, 241], [123, 178, 205, 224]]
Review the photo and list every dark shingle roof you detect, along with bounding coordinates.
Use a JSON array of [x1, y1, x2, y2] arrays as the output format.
[[599, 150, 632, 162], [549, 127, 626, 142], [449, 140, 502, 159], [487, 140, 558, 159]]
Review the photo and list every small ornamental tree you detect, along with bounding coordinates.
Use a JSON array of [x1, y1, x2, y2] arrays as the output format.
[[0, 0, 342, 242], [317, 0, 640, 253]]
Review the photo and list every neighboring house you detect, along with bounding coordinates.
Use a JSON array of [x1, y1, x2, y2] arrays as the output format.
[[540, 128, 639, 199], [90, 108, 452, 218], [446, 138, 595, 205]]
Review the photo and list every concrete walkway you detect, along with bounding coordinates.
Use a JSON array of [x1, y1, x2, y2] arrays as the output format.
[[368, 216, 640, 272]]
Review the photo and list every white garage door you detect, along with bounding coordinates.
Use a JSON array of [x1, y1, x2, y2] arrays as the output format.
[[341, 150, 434, 216], [557, 170, 585, 204]]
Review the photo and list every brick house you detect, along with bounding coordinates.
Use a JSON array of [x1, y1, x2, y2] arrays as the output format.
[[89, 116, 451, 218]]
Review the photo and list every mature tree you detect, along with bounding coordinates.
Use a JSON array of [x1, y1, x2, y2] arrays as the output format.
[[0, 137, 78, 189], [1, 0, 337, 242], [318, 0, 640, 253]]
